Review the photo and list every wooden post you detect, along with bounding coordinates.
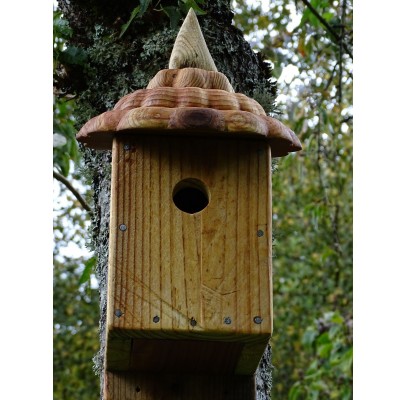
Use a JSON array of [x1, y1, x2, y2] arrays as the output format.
[[77, 9, 301, 399]]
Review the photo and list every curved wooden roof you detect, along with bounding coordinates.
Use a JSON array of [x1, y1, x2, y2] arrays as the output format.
[[76, 9, 301, 157]]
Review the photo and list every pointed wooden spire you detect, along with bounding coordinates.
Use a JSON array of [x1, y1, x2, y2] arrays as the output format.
[[169, 8, 218, 72]]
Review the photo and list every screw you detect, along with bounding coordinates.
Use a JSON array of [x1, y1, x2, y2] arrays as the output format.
[[153, 315, 160, 323], [119, 224, 127, 231], [224, 317, 232, 325], [124, 143, 131, 151], [253, 316, 263, 324], [115, 309, 123, 318], [257, 230, 264, 237], [190, 317, 197, 327]]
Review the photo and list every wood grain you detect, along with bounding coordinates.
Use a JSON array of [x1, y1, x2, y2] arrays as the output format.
[[106, 135, 273, 376], [105, 371, 255, 400], [146, 68, 234, 92], [76, 106, 301, 156], [169, 8, 218, 71], [113, 87, 264, 115]]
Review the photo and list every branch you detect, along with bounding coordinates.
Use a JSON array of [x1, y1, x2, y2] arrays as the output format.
[[53, 170, 92, 213], [337, 0, 347, 105], [324, 61, 338, 91], [301, 0, 353, 60]]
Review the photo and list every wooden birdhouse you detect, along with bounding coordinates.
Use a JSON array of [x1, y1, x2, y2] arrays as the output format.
[[77, 8, 301, 384]]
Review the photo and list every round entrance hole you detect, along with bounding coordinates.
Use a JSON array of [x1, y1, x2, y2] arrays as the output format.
[[172, 178, 209, 214]]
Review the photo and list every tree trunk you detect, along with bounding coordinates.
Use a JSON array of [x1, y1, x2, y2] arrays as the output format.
[[57, 1, 275, 398]]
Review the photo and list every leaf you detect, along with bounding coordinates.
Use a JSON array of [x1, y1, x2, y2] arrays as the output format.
[[341, 385, 352, 400], [60, 47, 88, 66], [79, 257, 96, 285], [54, 16, 73, 39], [139, 0, 152, 16], [162, 6, 182, 29], [55, 153, 71, 177], [316, 332, 331, 345], [330, 347, 353, 373], [319, 107, 328, 126], [316, 342, 332, 358], [330, 312, 344, 325], [322, 12, 334, 22], [119, 5, 141, 38], [298, 36, 306, 57], [69, 137, 79, 163], [305, 360, 319, 375], [302, 328, 318, 348], [288, 382, 302, 400], [304, 369, 323, 381], [180, 0, 206, 15]]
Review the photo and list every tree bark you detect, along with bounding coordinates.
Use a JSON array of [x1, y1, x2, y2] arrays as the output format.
[[57, 1, 274, 398]]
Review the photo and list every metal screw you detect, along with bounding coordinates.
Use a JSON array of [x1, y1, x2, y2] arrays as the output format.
[[190, 317, 197, 327], [115, 309, 123, 318], [253, 316, 263, 324], [224, 317, 232, 325], [123, 143, 131, 151], [119, 224, 127, 231], [153, 315, 160, 323], [257, 230, 264, 237]]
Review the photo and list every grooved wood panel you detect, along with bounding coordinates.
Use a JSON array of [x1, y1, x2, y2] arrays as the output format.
[[106, 134, 272, 375], [105, 371, 255, 400]]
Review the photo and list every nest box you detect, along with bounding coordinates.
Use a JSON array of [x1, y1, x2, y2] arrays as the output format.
[[77, 9, 301, 377]]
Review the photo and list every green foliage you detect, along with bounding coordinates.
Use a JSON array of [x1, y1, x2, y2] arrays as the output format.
[[119, 5, 142, 38], [53, 257, 99, 398], [120, 0, 206, 36], [54, 178, 98, 399], [53, 11, 81, 177], [54, 10, 97, 399], [288, 311, 353, 399], [54, 11, 88, 73], [234, 0, 352, 398], [53, 97, 79, 176]]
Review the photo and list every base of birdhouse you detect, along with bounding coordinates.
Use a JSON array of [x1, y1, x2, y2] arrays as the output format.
[[106, 330, 271, 375], [104, 370, 256, 400]]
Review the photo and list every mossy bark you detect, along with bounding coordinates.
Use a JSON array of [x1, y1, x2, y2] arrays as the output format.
[[57, 1, 274, 398]]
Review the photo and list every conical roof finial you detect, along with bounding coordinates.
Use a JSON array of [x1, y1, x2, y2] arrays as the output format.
[[169, 8, 218, 72]]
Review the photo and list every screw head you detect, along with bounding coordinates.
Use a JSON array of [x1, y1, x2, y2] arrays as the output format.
[[119, 224, 127, 231], [224, 317, 232, 325], [123, 144, 131, 151], [257, 230, 264, 237], [153, 315, 160, 323], [253, 316, 263, 324], [190, 317, 197, 327], [114, 309, 123, 318]]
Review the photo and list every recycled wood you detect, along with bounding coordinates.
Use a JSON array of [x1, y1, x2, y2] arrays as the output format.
[[106, 135, 273, 376]]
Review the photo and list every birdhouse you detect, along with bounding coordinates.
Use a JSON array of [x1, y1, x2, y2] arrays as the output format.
[[77, 9, 301, 379]]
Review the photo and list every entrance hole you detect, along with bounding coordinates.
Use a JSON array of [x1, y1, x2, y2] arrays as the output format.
[[172, 178, 209, 214]]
